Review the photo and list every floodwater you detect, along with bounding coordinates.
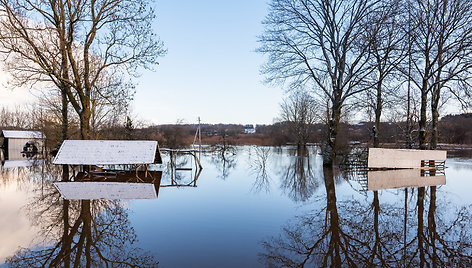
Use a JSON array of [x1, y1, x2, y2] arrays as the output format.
[[1, 146, 472, 267]]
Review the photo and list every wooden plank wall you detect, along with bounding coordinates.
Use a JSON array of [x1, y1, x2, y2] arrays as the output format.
[[368, 148, 447, 169]]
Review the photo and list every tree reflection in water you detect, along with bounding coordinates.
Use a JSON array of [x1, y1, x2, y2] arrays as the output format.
[[209, 145, 237, 180], [7, 169, 158, 267], [260, 167, 472, 267], [279, 147, 320, 202], [249, 146, 271, 193]]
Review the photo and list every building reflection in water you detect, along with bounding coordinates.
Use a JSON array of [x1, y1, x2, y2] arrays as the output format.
[[55, 171, 163, 200], [260, 166, 472, 267], [368, 169, 446, 191], [1, 148, 45, 174]]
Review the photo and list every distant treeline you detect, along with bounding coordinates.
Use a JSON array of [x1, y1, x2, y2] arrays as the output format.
[[102, 113, 472, 148], [1, 109, 471, 150]]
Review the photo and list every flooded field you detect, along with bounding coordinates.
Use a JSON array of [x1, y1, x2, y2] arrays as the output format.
[[1, 146, 472, 267]]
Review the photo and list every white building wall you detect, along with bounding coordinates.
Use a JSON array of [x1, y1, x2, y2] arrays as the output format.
[[7, 138, 44, 160]]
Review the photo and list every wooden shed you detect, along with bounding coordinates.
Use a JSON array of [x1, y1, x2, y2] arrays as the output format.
[[0, 130, 45, 160]]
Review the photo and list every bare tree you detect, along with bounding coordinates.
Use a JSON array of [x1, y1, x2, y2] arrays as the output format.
[[406, 0, 472, 149], [0, 0, 166, 139], [258, 0, 379, 165], [279, 90, 319, 148], [0, 105, 34, 129], [360, 0, 407, 148]]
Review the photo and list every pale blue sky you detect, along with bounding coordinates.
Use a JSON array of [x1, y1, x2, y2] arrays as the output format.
[[132, 0, 283, 125]]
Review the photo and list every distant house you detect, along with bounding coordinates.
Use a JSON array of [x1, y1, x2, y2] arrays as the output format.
[[0, 130, 45, 160], [244, 124, 256, 134], [205, 130, 219, 137]]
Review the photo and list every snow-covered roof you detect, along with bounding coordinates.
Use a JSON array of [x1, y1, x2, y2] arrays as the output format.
[[52, 140, 158, 165], [1, 130, 44, 139], [53, 182, 157, 200]]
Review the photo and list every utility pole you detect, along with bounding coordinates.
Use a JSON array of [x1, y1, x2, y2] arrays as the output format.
[[193, 117, 202, 158], [198, 116, 201, 159]]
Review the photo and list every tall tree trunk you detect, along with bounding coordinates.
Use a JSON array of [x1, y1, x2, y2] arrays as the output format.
[[324, 100, 341, 166], [419, 29, 432, 151], [80, 110, 92, 140], [61, 87, 70, 177], [431, 49, 443, 150], [61, 88, 69, 141], [406, 83, 412, 149], [58, 8, 70, 175], [419, 86, 428, 150], [374, 78, 383, 148], [431, 0, 447, 151], [406, 9, 412, 149], [430, 90, 440, 150]]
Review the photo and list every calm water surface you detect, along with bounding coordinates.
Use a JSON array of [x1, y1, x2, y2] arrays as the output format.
[[1, 146, 472, 267]]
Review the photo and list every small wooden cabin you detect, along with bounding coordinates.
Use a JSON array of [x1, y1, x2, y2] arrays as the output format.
[[0, 130, 45, 160]]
